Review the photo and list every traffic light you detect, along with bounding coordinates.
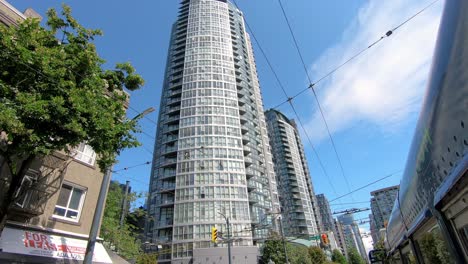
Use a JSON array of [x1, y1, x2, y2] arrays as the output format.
[[211, 227, 218, 243], [321, 233, 329, 245]]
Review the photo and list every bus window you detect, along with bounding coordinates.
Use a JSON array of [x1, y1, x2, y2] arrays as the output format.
[[451, 202, 468, 261], [390, 251, 403, 264], [401, 244, 416, 264], [415, 223, 455, 264], [455, 223, 468, 262]]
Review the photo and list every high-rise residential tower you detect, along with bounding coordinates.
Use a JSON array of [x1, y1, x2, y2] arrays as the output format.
[[265, 109, 322, 239], [370, 185, 399, 244], [145, 0, 280, 262], [333, 218, 348, 258], [316, 193, 335, 232], [338, 214, 368, 262]]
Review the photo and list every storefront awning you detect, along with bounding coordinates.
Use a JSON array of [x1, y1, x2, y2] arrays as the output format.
[[0, 227, 112, 263]]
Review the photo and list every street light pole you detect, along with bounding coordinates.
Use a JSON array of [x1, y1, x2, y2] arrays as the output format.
[[278, 216, 289, 264], [83, 166, 112, 263], [83, 107, 155, 263], [218, 212, 232, 264], [119, 180, 130, 227]]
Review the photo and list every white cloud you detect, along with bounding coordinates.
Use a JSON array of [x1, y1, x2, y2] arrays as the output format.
[[305, 0, 443, 141]]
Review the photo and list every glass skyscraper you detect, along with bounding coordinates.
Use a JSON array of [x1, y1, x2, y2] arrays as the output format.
[[265, 109, 322, 239], [145, 0, 280, 262]]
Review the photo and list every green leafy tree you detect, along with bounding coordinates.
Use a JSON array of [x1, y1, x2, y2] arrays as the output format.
[[136, 253, 158, 264], [332, 249, 347, 264], [101, 181, 141, 259], [348, 248, 365, 264], [308, 246, 327, 264], [261, 237, 315, 264], [262, 237, 287, 264], [371, 239, 387, 263], [0, 5, 144, 229], [288, 244, 312, 264]]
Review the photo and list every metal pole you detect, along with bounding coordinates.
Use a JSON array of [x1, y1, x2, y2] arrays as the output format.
[[227, 217, 232, 264], [83, 166, 112, 263], [119, 180, 130, 227], [278, 217, 289, 264], [83, 107, 154, 263]]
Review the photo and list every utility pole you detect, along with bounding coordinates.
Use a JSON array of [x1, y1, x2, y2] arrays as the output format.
[[227, 217, 232, 264], [83, 167, 112, 263], [120, 180, 130, 227], [219, 212, 232, 264], [278, 216, 289, 264], [83, 107, 155, 264]]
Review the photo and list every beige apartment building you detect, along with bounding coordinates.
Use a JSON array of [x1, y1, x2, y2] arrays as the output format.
[[0, 1, 113, 262]]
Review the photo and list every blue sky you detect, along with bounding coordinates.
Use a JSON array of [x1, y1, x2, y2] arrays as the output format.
[[10, 0, 444, 247]]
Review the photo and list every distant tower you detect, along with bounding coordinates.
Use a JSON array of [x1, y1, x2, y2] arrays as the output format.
[[370, 185, 399, 244], [334, 218, 348, 259], [316, 194, 335, 232], [265, 109, 322, 239], [338, 214, 368, 262], [145, 0, 280, 262]]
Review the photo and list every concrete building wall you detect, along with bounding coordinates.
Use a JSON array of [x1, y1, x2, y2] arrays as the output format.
[[2, 150, 106, 237], [192, 246, 258, 264], [0, 0, 40, 26]]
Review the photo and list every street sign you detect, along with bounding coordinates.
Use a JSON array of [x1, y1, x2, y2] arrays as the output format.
[[309, 235, 320, 240]]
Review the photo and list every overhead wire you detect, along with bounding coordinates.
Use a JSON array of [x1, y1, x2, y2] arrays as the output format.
[[113, 171, 151, 186], [271, 0, 442, 110], [113, 161, 152, 173], [230, 0, 341, 201], [232, 0, 440, 204], [329, 170, 402, 203], [127, 104, 159, 127], [329, 201, 370, 206], [277, 0, 358, 200]]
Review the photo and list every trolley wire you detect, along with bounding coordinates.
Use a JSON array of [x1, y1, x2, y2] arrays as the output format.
[[277, 0, 354, 197], [113, 161, 151, 173], [113, 171, 151, 186], [231, 0, 341, 200], [271, 0, 441, 110], [329, 170, 402, 203]]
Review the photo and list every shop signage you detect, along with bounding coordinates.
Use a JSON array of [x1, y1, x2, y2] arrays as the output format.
[[0, 227, 112, 263]]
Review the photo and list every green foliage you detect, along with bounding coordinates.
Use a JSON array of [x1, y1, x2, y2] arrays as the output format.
[[0, 4, 144, 172], [348, 248, 365, 264], [262, 238, 286, 264], [371, 239, 387, 263], [308, 246, 327, 264], [419, 230, 454, 264], [288, 244, 312, 264], [136, 253, 158, 264], [101, 181, 142, 259], [262, 238, 328, 264], [332, 249, 347, 264]]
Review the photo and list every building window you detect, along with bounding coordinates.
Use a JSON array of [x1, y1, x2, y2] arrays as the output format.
[[73, 143, 96, 166], [53, 183, 86, 222]]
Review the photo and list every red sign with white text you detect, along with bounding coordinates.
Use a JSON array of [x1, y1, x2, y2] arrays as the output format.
[[0, 227, 111, 263]]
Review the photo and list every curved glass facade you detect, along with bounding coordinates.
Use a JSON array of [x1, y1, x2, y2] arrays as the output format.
[[146, 0, 279, 262]]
